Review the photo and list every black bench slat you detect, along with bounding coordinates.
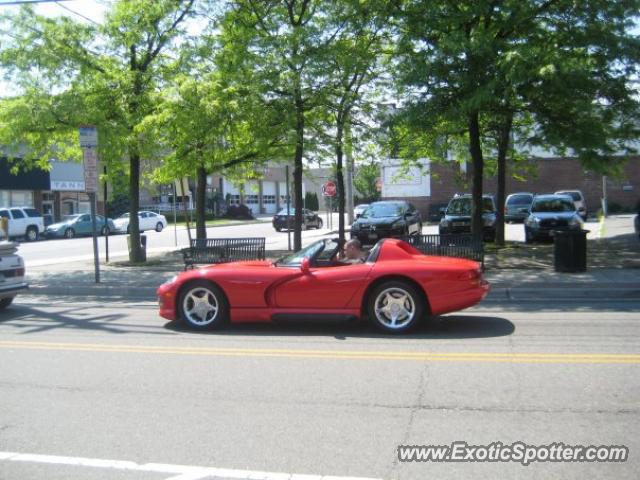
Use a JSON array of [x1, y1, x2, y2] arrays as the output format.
[[181, 237, 266, 269], [401, 234, 484, 267]]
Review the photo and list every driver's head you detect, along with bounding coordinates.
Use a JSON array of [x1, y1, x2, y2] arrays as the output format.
[[344, 239, 363, 259]]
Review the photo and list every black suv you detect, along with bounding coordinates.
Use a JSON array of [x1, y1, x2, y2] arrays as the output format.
[[350, 200, 422, 245], [439, 194, 497, 241]]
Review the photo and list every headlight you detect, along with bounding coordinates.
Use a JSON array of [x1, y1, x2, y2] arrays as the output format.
[[526, 216, 539, 227], [568, 216, 582, 227]]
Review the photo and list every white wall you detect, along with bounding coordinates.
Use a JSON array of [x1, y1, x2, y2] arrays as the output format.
[[381, 158, 431, 198]]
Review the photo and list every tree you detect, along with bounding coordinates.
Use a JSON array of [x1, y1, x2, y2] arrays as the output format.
[[353, 160, 381, 203], [0, 0, 197, 261], [221, 0, 340, 250], [394, 0, 639, 242]]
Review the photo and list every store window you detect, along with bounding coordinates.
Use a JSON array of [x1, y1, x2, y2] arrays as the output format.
[[263, 195, 275, 204], [245, 194, 259, 204]]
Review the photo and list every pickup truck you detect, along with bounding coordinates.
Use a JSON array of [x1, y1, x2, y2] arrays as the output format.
[[0, 240, 28, 310], [0, 206, 45, 241]]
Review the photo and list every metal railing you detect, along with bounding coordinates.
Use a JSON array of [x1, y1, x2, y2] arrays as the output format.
[[401, 234, 485, 267]]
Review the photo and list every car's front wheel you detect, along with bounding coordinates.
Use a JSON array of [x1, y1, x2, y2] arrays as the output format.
[[0, 297, 14, 310], [316, 218, 323, 229], [101, 226, 110, 236], [367, 280, 426, 333], [178, 280, 229, 330], [155, 222, 163, 232], [64, 228, 75, 239], [26, 226, 38, 242]]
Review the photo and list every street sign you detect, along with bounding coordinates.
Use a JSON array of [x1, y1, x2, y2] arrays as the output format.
[[83, 148, 98, 193], [79, 125, 98, 148], [322, 181, 337, 197]]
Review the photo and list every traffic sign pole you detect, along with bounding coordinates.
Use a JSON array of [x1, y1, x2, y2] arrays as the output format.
[[80, 125, 100, 283]]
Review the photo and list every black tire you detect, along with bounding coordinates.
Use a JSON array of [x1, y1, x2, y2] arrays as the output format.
[[524, 228, 533, 244], [101, 226, 110, 236], [317, 218, 323, 229], [0, 297, 14, 311], [25, 226, 38, 242], [367, 280, 426, 333], [64, 228, 75, 239], [178, 280, 229, 330], [155, 222, 163, 232]]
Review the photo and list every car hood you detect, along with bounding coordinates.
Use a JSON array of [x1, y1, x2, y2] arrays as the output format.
[[529, 212, 577, 219], [356, 216, 402, 226], [46, 221, 71, 230]]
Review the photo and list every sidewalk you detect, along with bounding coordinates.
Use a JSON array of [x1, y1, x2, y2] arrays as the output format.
[[23, 248, 640, 303]]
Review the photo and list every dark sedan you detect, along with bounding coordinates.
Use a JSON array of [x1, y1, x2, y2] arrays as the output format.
[[439, 194, 497, 242], [350, 201, 422, 245], [272, 208, 323, 231], [524, 194, 584, 243]]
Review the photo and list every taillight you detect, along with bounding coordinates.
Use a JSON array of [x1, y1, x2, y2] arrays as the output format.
[[16, 268, 25, 276], [459, 269, 481, 280]]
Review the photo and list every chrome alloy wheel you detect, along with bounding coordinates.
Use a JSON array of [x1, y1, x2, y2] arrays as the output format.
[[373, 287, 416, 330], [182, 286, 220, 327]]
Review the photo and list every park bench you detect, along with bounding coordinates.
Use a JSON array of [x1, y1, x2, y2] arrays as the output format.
[[401, 234, 485, 268], [181, 237, 266, 269]]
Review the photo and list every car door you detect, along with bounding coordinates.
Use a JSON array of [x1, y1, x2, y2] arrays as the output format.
[[75, 214, 92, 235], [9, 209, 26, 237], [274, 263, 372, 309]]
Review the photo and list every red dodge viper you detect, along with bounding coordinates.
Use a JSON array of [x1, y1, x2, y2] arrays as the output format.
[[157, 238, 490, 333]]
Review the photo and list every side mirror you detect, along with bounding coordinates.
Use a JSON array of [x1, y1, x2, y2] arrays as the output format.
[[300, 257, 311, 274]]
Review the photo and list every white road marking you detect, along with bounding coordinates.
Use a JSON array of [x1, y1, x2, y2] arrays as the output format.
[[0, 451, 382, 480]]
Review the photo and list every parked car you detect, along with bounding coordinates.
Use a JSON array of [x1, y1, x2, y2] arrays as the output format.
[[0, 239, 28, 311], [504, 192, 534, 223], [524, 194, 583, 243], [113, 211, 168, 233], [0, 207, 44, 241], [157, 237, 489, 333], [43, 214, 116, 239], [439, 194, 497, 242], [272, 208, 323, 231], [350, 200, 422, 245], [353, 203, 369, 219], [555, 190, 587, 220]]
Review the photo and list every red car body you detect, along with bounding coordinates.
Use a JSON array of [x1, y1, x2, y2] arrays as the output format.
[[157, 238, 489, 332]]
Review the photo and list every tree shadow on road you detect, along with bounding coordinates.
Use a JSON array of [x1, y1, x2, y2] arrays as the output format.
[[164, 314, 515, 340]]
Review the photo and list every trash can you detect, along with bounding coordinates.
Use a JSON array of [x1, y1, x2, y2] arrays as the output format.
[[553, 229, 589, 273], [127, 234, 147, 262]]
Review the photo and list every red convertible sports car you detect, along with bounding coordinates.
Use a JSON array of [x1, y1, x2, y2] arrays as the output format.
[[157, 238, 490, 333]]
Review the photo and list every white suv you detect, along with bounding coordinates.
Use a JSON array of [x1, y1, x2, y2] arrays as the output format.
[[0, 207, 45, 241], [0, 238, 28, 310], [555, 190, 587, 221]]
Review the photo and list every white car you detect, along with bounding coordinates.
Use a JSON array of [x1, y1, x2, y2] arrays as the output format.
[[555, 190, 587, 220], [0, 206, 45, 241], [0, 239, 28, 310], [113, 211, 168, 233]]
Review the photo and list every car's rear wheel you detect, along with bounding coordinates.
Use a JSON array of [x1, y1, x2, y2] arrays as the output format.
[[301, 222, 308, 231], [0, 297, 14, 310], [317, 218, 323, 229], [155, 222, 163, 232], [367, 280, 425, 333], [101, 226, 110, 236], [178, 280, 229, 330], [26, 226, 38, 242], [64, 228, 75, 239], [275, 226, 281, 232]]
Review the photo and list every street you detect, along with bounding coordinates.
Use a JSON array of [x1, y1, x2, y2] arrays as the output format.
[[0, 297, 638, 479]]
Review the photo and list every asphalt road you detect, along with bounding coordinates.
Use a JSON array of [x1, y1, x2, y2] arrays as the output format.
[[14, 215, 603, 267], [0, 298, 638, 479]]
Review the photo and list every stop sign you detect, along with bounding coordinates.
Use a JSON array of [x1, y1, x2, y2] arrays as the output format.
[[322, 181, 337, 197]]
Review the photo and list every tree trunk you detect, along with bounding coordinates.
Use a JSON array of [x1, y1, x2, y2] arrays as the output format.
[[128, 150, 143, 262], [468, 111, 484, 242], [495, 112, 513, 247], [293, 90, 305, 251], [336, 123, 345, 243], [195, 165, 207, 240]]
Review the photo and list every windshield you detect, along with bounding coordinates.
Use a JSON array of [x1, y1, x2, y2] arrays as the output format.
[[275, 239, 339, 267], [531, 199, 576, 213], [362, 203, 403, 218], [557, 192, 581, 201], [276, 208, 295, 215], [447, 197, 494, 215], [507, 194, 533, 206]]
